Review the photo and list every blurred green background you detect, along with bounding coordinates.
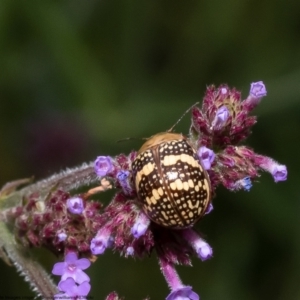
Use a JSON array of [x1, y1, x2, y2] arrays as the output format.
[[0, 0, 298, 299]]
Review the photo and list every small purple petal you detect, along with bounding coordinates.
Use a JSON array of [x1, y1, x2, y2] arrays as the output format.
[[250, 81, 267, 98], [211, 105, 230, 130], [58, 278, 91, 298], [271, 164, 287, 182], [204, 203, 213, 215], [233, 177, 252, 191], [52, 262, 65, 276], [67, 197, 84, 214], [166, 286, 199, 300], [117, 170, 130, 181], [58, 277, 77, 292], [57, 231, 67, 242], [90, 231, 112, 255], [126, 246, 134, 256], [75, 258, 91, 270], [197, 146, 215, 170], [196, 243, 213, 261], [61, 269, 90, 284], [94, 156, 113, 177], [65, 252, 78, 263], [221, 87, 227, 94], [131, 222, 148, 238]]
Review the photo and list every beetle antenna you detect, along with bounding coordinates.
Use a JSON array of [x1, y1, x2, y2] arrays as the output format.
[[168, 102, 199, 132]]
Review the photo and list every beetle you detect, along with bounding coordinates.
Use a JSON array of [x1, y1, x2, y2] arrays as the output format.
[[131, 131, 211, 229]]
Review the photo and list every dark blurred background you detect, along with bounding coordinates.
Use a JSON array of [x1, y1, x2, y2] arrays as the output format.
[[0, 1, 298, 299]]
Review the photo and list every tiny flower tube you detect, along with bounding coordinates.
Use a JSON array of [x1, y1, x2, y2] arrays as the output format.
[[90, 228, 113, 255], [255, 155, 288, 182], [57, 231, 67, 242], [211, 105, 230, 130], [234, 177, 252, 191], [197, 146, 215, 170], [67, 197, 84, 214], [52, 252, 91, 284], [117, 170, 132, 195], [131, 212, 150, 238], [205, 203, 213, 215], [94, 156, 114, 177], [126, 246, 134, 256], [181, 229, 213, 261], [244, 81, 267, 110], [159, 257, 199, 300]]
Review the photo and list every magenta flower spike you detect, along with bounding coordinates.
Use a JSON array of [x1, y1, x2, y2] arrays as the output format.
[[67, 197, 84, 214], [52, 252, 91, 284], [94, 155, 114, 177], [197, 146, 215, 170]]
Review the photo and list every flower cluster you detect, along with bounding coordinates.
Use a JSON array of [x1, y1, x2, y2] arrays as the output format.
[[5, 189, 102, 256], [2, 81, 287, 300], [52, 252, 91, 299], [191, 82, 287, 193]]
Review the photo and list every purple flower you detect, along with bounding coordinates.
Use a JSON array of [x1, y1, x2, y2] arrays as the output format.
[[271, 164, 287, 182], [94, 156, 113, 177], [52, 252, 91, 284], [55, 277, 91, 300], [255, 156, 287, 183], [117, 170, 130, 181], [90, 229, 112, 255], [57, 231, 67, 242], [126, 246, 134, 256], [205, 203, 213, 215], [117, 170, 133, 195], [166, 286, 199, 300], [244, 81, 267, 110], [67, 197, 84, 214], [181, 229, 213, 261], [197, 146, 215, 170], [234, 177, 252, 191], [250, 81, 267, 98], [211, 105, 229, 130], [131, 213, 150, 238]]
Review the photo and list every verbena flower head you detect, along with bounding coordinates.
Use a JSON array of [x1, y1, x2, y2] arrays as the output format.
[[3, 81, 287, 299]]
